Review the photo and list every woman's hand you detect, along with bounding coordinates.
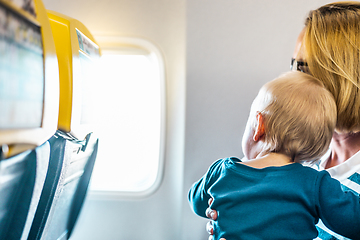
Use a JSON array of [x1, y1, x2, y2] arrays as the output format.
[[205, 198, 226, 240]]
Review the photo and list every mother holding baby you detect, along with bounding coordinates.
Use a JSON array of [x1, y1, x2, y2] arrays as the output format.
[[206, 2, 360, 239]]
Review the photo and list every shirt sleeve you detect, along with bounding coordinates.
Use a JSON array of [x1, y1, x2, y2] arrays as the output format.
[[316, 170, 360, 239], [188, 158, 224, 218]]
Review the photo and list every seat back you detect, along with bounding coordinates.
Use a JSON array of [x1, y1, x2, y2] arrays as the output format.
[[0, 149, 36, 239], [0, 142, 50, 240], [26, 10, 100, 240], [0, 0, 58, 239], [28, 132, 98, 240]]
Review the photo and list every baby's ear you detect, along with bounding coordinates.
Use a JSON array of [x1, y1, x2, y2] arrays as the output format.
[[253, 112, 265, 141]]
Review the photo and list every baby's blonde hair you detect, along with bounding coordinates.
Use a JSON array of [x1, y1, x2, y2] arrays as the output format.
[[303, 1, 360, 132], [250, 71, 337, 163]]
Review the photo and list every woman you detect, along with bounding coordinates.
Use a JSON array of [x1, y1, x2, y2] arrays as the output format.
[[206, 2, 360, 239]]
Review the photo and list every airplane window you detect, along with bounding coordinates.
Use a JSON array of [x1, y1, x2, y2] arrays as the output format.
[[89, 47, 164, 195]]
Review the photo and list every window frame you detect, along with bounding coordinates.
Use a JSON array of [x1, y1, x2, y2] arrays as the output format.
[[88, 36, 166, 199]]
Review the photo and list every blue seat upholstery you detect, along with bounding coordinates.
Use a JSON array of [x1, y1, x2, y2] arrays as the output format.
[[0, 142, 50, 240], [28, 131, 98, 240]]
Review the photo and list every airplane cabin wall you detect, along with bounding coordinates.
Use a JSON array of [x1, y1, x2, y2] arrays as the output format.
[[41, 0, 335, 239]]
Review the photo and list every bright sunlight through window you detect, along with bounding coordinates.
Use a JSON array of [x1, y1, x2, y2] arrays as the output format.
[[90, 44, 164, 194]]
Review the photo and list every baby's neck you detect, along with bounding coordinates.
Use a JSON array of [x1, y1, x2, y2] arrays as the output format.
[[242, 153, 293, 169]]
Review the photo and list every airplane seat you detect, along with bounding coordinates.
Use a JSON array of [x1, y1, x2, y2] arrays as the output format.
[[0, 142, 50, 240], [0, 0, 99, 239], [28, 131, 99, 240], [0, 149, 35, 239], [26, 10, 100, 240], [0, 0, 59, 239], [67, 137, 99, 237]]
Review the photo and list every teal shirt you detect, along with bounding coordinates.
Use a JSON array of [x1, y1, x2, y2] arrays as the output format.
[[188, 157, 360, 240]]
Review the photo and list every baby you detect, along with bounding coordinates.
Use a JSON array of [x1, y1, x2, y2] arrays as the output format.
[[188, 71, 360, 240]]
